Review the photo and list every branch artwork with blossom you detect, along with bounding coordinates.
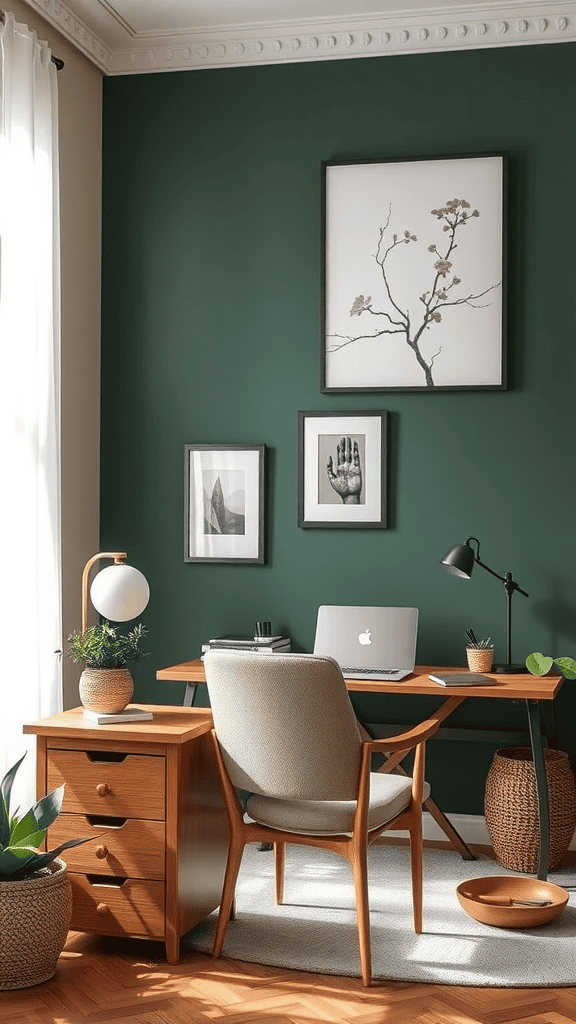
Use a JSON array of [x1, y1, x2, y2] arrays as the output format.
[[327, 198, 501, 388]]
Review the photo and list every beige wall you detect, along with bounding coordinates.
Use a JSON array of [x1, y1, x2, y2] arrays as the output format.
[[3, 1, 103, 707]]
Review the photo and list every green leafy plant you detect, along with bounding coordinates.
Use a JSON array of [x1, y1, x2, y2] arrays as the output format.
[[1, 754, 94, 881], [526, 652, 576, 678], [67, 621, 150, 669], [465, 629, 494, 651]]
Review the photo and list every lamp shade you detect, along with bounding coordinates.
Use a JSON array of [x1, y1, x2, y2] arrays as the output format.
[[440, 541, 475, 579], [90, 563, 150, 622]]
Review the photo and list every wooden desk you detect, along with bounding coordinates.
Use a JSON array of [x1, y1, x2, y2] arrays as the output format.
[[156, 660, 564, 880], [24, 705, 229, 964]]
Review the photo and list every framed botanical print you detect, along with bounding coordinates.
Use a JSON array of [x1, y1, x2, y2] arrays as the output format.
[[298, 411, 387, 528], [321, 153, 506, 392], [184, 444, 265, 563]]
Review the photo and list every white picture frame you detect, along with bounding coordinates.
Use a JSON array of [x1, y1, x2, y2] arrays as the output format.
[[184, 444, 265, 563]]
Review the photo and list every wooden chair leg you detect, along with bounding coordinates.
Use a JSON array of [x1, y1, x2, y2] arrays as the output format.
[[213, 834, 245, 958], [409, 813, 423, 934], [274, 842, 286, 904], [350, 845, 372, 987]]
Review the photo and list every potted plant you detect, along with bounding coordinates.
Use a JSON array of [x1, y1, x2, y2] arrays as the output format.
[[0, 753, 94, 989], [525, 652, 576, 678], [67, 620, 150, 713]]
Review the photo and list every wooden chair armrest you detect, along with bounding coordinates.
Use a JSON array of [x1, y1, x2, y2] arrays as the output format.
[[363, 714, 441, 755]]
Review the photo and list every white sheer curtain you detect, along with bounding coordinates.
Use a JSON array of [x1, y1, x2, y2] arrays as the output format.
[[0, 12, 62, 807]]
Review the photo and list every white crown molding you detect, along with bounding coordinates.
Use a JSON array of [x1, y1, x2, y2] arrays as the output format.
[[23, 0, 576, 75], [24, 0, 111, 71]]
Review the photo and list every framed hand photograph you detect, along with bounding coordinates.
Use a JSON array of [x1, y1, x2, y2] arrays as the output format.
[[321, 153, 506, 392], [185, 444, 265, 563], [298, 411, 387, 528]]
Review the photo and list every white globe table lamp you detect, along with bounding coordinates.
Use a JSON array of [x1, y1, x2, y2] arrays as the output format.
[[81, 552, 150, 633]]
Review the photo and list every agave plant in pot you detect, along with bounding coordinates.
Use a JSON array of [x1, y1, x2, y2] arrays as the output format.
[[68, 621, 150, 714], [0, 753, 95, 989]]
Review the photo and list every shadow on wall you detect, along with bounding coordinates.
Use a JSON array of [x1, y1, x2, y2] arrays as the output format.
[[531, 582, 576, 653]]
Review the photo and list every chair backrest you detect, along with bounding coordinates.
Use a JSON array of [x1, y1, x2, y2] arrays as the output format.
[[203, 650, 362, 800]]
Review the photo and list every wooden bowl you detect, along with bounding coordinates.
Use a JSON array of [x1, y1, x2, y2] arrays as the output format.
[[456, 875, 569, 928]]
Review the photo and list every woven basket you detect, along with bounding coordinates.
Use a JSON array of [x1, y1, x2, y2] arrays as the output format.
[[79, 666, 134, 713], [466, 647, 494, 673], [485, 747, 576, 873], [0, 859, 72, 990]]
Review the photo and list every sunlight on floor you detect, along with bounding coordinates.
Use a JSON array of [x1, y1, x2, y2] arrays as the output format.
[[406, 933, 483, 964]]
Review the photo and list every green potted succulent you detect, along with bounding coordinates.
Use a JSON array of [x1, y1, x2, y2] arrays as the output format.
[[0, 753, 94, 989], [67, 620, 150, 714], [525, 652, 576, 678]]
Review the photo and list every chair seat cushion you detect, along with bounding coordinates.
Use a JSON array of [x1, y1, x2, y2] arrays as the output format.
[[247, 773, 431, 835]]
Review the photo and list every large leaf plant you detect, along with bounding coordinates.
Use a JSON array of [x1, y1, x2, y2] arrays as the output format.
[[1, 753, 94, 881], [526, 653, 576, 678]]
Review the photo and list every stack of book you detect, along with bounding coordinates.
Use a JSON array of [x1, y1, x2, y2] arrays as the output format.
[[201, 634, 291, 654]]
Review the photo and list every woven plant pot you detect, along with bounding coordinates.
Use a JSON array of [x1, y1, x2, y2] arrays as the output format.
[[79, 666, 134, 713], [485, 747, 576, 873], [466, 647, 494, 673], [0, 859, 72, 990]]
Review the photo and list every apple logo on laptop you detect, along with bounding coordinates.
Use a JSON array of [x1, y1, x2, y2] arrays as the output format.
[[358, 629, 372, 646]]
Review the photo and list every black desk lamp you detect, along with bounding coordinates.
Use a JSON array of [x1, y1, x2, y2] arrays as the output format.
[[440, 537, 529, 673]]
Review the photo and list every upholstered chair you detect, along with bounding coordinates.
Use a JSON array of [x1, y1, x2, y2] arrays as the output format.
[[203, 649, 442, 986]]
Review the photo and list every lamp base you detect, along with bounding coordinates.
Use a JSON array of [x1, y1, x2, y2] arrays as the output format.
[[492, 663, 527, 674]]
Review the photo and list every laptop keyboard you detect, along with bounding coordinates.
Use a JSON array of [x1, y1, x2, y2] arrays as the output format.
[[342, 668, 400, 675]]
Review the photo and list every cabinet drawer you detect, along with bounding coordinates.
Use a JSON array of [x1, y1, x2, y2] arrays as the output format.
[[47, 750, 165, 819], [51, 814, 165, 879], [69, 874, 165, 938]]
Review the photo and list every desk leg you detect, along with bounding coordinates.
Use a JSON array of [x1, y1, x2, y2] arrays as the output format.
[[183, 682, 197, 707], [358, 708, 477, 863], [526, 699, 549, 881], [392, 763, 477, 861]]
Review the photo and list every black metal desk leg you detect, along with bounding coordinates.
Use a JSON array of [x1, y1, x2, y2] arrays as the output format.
[[183, 682, 197, 707], [526, 699, 549, 881]]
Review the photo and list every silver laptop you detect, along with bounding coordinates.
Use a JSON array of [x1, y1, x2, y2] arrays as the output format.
[[313, 605, 418, 681]]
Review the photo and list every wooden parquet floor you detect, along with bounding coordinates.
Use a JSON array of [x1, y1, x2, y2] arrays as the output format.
[[1, 845, 575, 1024]]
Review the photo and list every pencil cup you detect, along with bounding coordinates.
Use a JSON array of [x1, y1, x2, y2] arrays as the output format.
[[466, 647, 494, 673]]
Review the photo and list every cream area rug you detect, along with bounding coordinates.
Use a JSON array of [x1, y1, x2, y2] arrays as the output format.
[[183, 843, 576, 986]]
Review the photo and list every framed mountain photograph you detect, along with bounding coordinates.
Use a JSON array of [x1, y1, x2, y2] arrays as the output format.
[[185, 444, 265, 563]]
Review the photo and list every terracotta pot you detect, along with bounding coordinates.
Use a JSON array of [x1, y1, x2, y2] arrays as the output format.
[[79, 666, 134, 713], [0, 859, 72, 990]]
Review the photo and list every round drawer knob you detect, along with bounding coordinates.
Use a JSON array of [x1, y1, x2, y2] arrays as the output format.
[[95, 845, 108, 859], [96, 783, 110, 797], [96, 903, 109, 915]]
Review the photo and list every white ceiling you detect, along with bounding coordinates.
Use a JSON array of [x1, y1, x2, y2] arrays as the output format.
[[24, 0, 576, 73]]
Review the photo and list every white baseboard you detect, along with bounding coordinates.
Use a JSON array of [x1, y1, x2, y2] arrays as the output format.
[[395, 812, 576, 850]]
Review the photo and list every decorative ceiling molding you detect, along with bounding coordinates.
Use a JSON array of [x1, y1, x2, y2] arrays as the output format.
[[25, 0, 110, 70], [24, 0, 576, 75]]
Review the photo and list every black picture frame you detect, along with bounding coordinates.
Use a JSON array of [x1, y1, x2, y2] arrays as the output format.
[[184, 444, 265, 563], [321, 152, 507, 393], [298, 411, 387, 528]]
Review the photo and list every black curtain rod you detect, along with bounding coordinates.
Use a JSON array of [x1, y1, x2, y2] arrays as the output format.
[[0, 9, 64, 68]]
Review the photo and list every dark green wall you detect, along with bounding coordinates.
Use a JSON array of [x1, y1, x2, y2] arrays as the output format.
[[101, 44, 576, 816]]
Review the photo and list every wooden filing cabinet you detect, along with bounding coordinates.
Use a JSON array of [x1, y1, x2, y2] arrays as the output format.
[[24, 705, 229, 964]]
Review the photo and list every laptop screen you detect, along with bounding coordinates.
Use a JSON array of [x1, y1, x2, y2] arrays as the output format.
[[313, 605, 418, 675]]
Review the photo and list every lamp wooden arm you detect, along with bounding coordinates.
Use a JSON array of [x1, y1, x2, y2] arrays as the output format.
[[81, 551, 127, 634]]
